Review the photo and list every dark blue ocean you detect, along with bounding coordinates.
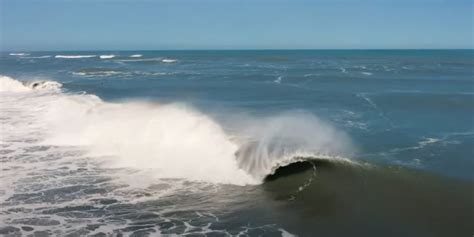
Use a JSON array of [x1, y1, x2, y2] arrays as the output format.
[[0, 50, 473, 236]]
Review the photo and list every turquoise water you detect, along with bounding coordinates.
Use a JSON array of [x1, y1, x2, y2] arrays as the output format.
[[0, 50, 473, 236]]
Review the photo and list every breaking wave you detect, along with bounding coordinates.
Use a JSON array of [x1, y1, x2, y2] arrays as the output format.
[[22, 55, 52, 59], [0, 75, 354, 185], [55, 55, 96, 59]]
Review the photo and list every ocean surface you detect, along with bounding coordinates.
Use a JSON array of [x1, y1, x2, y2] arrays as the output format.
[[0, 50, 473, 236]]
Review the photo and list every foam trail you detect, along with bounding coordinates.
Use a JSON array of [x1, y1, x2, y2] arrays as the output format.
[[130, 54, 143, 58], [55, 55, 96, 59], [100, 55, 115, 59]]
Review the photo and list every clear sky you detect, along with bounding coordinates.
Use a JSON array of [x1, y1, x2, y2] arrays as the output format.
[[0, 0, 472, 51]]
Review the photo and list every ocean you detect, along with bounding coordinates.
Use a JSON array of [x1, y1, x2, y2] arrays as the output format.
[[0, 50, 473, 236]]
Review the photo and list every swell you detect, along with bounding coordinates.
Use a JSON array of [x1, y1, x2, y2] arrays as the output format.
[[263, 158, 474, 237], [0, 75, 354, 185]]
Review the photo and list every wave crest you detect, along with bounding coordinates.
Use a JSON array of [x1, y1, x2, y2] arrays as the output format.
[[234, 114, 354, 180], [55, 55, 96, 59]]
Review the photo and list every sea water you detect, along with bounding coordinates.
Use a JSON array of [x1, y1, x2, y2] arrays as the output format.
[[0, 50, 473, 236]]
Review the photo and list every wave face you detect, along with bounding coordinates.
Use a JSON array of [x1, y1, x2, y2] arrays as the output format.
[[0, 76, 353, 185]]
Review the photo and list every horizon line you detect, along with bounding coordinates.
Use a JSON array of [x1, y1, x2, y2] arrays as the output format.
[[2, 48, 473, 52]]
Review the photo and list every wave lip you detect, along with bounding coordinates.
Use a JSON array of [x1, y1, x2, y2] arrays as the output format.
[[234, 113, 355, 181], [23, 80, 63, 90], [0, 75, 62, 92], [100, 55, 115, 59], [55, 55, 96, 59]]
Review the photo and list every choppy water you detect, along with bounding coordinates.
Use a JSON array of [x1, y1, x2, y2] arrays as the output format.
[[0, 50, 473, 236]]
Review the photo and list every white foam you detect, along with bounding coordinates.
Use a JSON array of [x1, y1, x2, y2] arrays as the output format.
[[0, 75, 31, 92], [55, 55, 96, 59], [130, 54, 143, 58], [100, 55, 115, 59], [41, 97, 256, 185], [361, 72, 373, 76]]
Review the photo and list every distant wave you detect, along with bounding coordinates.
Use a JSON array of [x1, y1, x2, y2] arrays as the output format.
[[9, 53, 29, 56], [55, 55, 96, 59], [129, 54, 143, 58], [0, 75, 354, 185], [21, 55, 52, 59], [162, 58, 177, 63], [117, 57, 179, 64], [71, 68, 170, 77], [361, 72, 373, 76], [274, 76, 283, 84], [118, 58, 162, 62], [72, 70, 124, 77], [99, 55, 115, 59]]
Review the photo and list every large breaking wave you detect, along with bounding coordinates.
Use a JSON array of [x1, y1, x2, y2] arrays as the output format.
[[0, 75, 354, 185]]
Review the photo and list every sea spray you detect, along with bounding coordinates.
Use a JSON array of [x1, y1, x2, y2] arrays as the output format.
[[0, 76, 354, 185]]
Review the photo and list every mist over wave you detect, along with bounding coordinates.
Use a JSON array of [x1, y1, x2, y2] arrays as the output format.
[[0, 75, 354, 185]]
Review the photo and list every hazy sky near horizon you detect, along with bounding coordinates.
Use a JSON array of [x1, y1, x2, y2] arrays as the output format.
[[1, 0, 472, 51]]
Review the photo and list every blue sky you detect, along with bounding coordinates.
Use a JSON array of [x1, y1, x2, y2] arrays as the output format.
[[1, 0, 472, 50]]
